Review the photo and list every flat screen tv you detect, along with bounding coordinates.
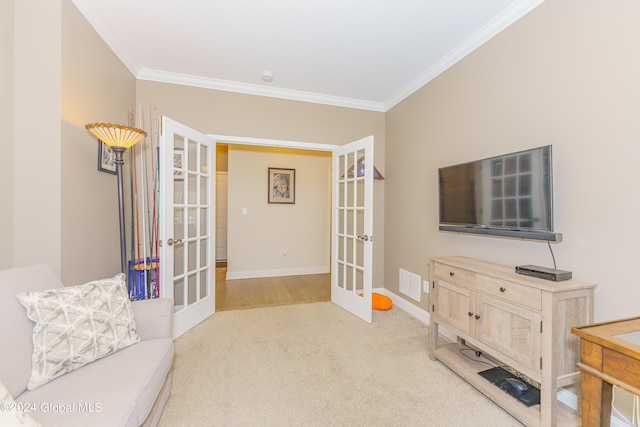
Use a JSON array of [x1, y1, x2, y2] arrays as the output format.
[[438, 145, 562, 242]]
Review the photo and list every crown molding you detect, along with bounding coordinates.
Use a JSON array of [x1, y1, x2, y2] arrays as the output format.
[[137, 69, 386, 112], [384, 0, 545, 111], [74, 0, 543, 113]]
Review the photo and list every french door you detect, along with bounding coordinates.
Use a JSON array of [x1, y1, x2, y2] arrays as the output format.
[[331, 136, 374, 323], [159, 117, 216, 338], [158, 124, 373, 334]]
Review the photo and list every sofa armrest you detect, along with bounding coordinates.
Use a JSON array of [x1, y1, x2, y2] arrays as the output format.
[[131, 298, 174, 340]]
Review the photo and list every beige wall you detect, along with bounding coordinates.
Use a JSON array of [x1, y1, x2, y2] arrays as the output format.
[[61, 0, 137, 284], [12, 0, 62, 273], [136, 81, 386, 288], [0, 0, 14, 270], [385, 0, 640, 322], [227, 146, 331, 277], [5, 0, 135, 282]]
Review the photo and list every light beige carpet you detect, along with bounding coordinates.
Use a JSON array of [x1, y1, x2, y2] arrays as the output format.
[[159, 302, 523, 426]]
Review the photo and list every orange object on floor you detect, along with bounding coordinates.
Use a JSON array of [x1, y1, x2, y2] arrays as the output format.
[[359, 292, 393, 310]]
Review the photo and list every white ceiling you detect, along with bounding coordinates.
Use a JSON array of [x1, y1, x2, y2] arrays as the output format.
[[71, 0, 543, 112]]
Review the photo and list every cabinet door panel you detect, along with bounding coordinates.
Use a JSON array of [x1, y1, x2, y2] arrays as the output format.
[[476, 294, 541, 372], [435, 280, 475, 337]]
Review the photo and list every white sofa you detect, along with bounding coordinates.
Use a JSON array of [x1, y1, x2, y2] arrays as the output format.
[[0, 264, 174, 426]]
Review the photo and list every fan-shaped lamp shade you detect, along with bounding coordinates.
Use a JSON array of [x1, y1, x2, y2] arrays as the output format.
[[86, 122, 146, 149]]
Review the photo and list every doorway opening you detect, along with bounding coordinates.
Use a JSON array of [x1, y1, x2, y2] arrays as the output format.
[[213, 136, 336, 312]]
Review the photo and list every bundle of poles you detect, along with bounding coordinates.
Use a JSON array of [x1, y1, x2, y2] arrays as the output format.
[[127, 105, 160, 300]]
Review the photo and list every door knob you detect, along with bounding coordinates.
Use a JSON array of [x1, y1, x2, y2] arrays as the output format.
[[166, 238, 183, 247]]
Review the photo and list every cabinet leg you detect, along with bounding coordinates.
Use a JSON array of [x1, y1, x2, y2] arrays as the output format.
[[539, 382, 558, 427], [428, 321, 438, 361]]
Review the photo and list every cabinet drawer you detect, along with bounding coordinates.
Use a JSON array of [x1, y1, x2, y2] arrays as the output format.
[[476, 274, 541, 311], [434, 263, 476, 286]]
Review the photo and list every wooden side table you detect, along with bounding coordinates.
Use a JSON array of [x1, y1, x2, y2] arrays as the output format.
[[572, 316, 640, 427]]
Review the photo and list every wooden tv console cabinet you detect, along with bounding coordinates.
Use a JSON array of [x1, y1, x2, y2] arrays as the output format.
[[428, 256, 596, 427]]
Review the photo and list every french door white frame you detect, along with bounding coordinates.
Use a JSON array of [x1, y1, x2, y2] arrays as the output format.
[[330, 136, 374, 323], [161, 128, 367, 337], [160, 117, 216, 338]]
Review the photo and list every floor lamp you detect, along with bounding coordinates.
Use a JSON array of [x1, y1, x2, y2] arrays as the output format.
[[86, 123, 146, 273]]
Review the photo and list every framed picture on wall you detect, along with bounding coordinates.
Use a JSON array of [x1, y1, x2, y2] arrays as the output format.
[[98, 142, 116, 174], [268, 167, 295, 204]]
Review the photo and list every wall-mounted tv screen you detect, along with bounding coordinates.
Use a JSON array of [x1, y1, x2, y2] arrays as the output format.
[[438, 145, 562, 242]]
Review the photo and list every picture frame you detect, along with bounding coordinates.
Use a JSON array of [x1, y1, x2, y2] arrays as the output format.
[[268, 168, 295, 204], [98, 141, 116, 174]]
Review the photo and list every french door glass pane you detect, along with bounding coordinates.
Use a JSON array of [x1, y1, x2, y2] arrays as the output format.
[[188, 140, 197, 172]]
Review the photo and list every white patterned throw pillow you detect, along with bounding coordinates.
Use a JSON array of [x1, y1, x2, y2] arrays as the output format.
[[16, 274, 140, 390], [0, 380, 41, 426]]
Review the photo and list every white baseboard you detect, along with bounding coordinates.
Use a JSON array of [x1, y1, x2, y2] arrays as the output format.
[[557, 388, 578, 417], [226, 266, 329, 280], [376, 288, 430, 325]]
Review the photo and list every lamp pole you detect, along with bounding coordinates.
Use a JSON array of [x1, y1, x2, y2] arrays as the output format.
[[113, 146, 128, 273]]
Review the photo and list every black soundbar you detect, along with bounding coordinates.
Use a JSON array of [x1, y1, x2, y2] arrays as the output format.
[[515, 265, 572, 282], [439, 225, 563, 242]]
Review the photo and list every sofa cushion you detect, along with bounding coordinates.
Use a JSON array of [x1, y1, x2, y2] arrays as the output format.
[[131, 298, 174, 341], [0, 380, 41, 427], [0, 265, 63, 397], [16, 274, 140, 390], [16, 338, 174, 427]]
